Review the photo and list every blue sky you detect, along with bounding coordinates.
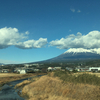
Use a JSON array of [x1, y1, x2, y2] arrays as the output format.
[[0, 0, 100, 64]]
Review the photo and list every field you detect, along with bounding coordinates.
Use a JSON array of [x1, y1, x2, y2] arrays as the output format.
[[0, 73, 24, 77], [73, 72, 100, 77], [19, 71, 100, 100], [1, 72, 100, 100], [0, 73, 45, 87]]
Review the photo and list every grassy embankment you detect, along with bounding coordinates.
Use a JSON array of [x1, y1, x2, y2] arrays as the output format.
[[19, 71, 100, 100], [0, 73, 46, 87]]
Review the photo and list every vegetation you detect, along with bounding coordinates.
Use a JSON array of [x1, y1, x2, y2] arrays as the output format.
[[14, 80, 31, 89], [0, 73, 46, 87], [53, 70, 100, 86], [21, 74, 100, 100]]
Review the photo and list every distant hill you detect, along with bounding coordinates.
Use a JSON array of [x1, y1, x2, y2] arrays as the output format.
[[32, 48, 100, 63]]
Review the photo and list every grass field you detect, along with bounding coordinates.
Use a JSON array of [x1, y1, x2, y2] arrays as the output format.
[[0, 73, 24, 77], [1, 72, 100, 100], [20, 71, 100, 100], [0, 73, 45, 87]]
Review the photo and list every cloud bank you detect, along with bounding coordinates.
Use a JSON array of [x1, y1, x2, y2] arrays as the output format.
[[0, 27, 47, 49], [50, 31, 100, 49]]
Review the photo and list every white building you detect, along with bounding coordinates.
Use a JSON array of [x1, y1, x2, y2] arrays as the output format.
[[47, 67, 54, 71], [66, 67, 73, 71], [34, 69, 40, 72], [54, 67, 61, 70], [89, 67, 100, 72], [20, 69, 26, 74]]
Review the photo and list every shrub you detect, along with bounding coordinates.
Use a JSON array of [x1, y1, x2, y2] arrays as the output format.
[[53, 71, 100, 86], [75, 73, 100, 85], [72, 69, 78, 73], [22, 75, 100, 100]]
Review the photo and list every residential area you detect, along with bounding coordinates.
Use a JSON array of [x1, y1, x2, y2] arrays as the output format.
[[0, 63, 100, 74]]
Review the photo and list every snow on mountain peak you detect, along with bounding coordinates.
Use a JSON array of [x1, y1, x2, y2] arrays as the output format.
[[64, 48, 100, 54]]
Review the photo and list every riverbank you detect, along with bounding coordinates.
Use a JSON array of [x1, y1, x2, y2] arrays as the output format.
[[20, 71, 100, 100], [0, 73, 46, 100], [0, 72, 46, 87]]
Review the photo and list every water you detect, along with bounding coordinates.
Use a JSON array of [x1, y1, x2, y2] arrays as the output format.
[[0, 74, 46, 100]]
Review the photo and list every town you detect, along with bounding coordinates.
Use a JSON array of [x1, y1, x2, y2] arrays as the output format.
[[0, 61, 100, 74]]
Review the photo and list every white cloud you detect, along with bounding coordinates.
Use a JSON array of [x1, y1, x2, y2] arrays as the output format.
[[69, 30, 72, 32], [0, 27, 47, 49], [25, 31, 29, 35], [70, 8, 81, 13], [50, 31, 100, 49], [16, 38, 47, 49], [77, 10, 81, 13], [70, 8, 75, 12]]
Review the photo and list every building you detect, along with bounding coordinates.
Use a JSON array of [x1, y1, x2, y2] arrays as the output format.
[[75, 68, 89, 72], [20, 69, 26, 74], [47, 67, 54, 71], [2, 69, 9, 73], [89, 67, 100, 72], [54, 67, 61, 70], [66, 67, 73, 71], [34, 69, 40, 72]]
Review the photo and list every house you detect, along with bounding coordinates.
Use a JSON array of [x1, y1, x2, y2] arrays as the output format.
[[75, 68, 89, 72], [66, 67, 73, 71], [54, 67, 61, 70], [47, 67, 54, 71], [26, 68, 34, 73], [20, 69, 26, 74], [34, 69, 40, 72], [14, 68, 22, 73], [89, 67, 100, 72], [24, 64, 30, 68], [47, 67, 52, 71], [2, 69, 9, 73], [75, 68, 80, 71]]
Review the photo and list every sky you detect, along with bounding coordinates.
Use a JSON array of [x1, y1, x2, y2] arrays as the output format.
[[0, 0, 100, 64]]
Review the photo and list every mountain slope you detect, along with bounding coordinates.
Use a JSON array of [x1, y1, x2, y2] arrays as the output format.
[[30, 48, 100, 64], [44, 48, 100, 62]]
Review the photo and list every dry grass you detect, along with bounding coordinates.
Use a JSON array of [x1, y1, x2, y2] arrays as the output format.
[[0, 73, 24, 77], [73, 72, 100, 77], [0, 73, 45, 87], [28, 95, 72, 100], [14, 80, 31, 88], [21, 75, 100, 100], [15, 77, 41, 89]]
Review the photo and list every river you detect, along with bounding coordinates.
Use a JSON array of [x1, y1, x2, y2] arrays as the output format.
[[0, 75, 44, 100]]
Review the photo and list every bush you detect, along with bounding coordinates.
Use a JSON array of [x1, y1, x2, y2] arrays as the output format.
[[54, 70, 70, 77], [75, 73, 100, 85], [72, 69, 78, 73], [53, 71, 100, 86]]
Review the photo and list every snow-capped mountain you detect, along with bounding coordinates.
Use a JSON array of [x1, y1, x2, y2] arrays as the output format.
[[44, 48, 100, 62], [64, 48, 100, 55], [32, 48, 100, 63]]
